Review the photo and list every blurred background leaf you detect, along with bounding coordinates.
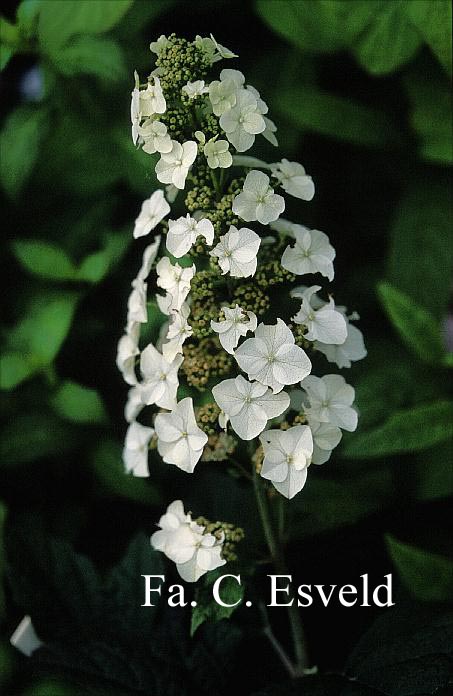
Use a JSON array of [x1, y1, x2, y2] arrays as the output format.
[[386, 534, 453, 602]]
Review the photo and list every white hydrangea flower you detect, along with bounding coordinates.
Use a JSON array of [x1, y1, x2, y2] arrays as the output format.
[[280, 225, 335, 281], [246, 84, 268, 114], [259, 425, 313, 499], [234, 319, 312, 394], [162, 303, 193, 361], [212, 375, 290, 440], [210, 225, 260, 278], [182, 80, 209, 98], [125, 385, 145, 423], [139, 343, 183, 410], [176, 531, 226, 582], [219, 90, 266, 152], [271, 159, 315, 200], [232, 155, 272, 170], [262, 116, 278, 146], [154, 397, 208, 473], [232, 170, 285, 225], [211, 304, 257, 354], [155, 140, 197, 190], [220, 68, 246, 87], [156, 257, 195, 312], [122, 421, 154, 477], [151, 500, 226, 582], [139, 119, 172, 155], [116, 325, 139, 386], [195, 35, 237, 64], [301, 374, 358, 432], [314, 312, 366, 368], [127, 278, 148, 324], [139, 76, 166, 117], [137, 235, 162, 281], [130, 79, 141, 145], [133, 190, 170, 239], [165, 184, 179, 203], [156, 292, 172, 316], [291, 285, 347, 344], [166, 214, 214, 257], [210, 35, 238, 60], [208, 77, 238, 116], [204, 139, 232, 169], [149, 35, 169, 56], [308, 420, 342, 465], [151, 500, 197, 561]]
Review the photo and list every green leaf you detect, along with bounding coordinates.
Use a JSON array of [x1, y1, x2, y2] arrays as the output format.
[[191, 568, 244, 636], [8, 293, 79, 368], [413, 439, 453, 501], [275, 86, 399, 148], [0, 412, 76, 465], [386, 535, 453, 602], [105, 533, 164, 630], [255, 0, 380, 53], [50, 36, 126, 81], [12, 240, 77, 281], [387, 180, 453, 319], [0, 45, 13, 70], [404, 69, 453, 165], [405, 0, 452, 76], [0, 106, 48, 197], [76, 233, 130, 283], [2, 293, 80, 389], [51, 381, 106, 424], [0, 352, 34, 390], [344, 400, 453, 458], [353, 2, 421, 75], [16, 0, 42, 40], [37, 0, 133, 51], [256, 0, 451, 76], [0, 16, 19, 69], [377, 282, 445, 364], [11, 235, 130, 286], [6, 513, 102, 638], [346, 601, 453, 695]]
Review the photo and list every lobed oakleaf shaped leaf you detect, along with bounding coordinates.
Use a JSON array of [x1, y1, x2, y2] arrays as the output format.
[[37, 0, 133, 51], [50, 36, 126, 81]]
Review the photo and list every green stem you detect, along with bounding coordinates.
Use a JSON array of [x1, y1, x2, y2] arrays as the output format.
[[210, 169, 221, 199], [253, 466, 309, 676]]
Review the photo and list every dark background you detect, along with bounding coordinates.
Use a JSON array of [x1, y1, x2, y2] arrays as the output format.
[[1, 1, 452, 694]]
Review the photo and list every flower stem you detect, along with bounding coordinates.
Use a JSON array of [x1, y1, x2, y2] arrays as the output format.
[[252, 466, 309, 676]]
